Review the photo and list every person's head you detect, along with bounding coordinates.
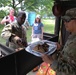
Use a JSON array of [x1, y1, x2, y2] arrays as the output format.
[[62, 8, 76, 33], [16, 11, 26, 26], [9, 8, 15, 16], [35, 15, 41, 23]]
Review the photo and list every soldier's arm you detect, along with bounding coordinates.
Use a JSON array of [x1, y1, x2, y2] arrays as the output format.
[[51, 39, 76, 72], [22, 26, 27, 38], [1, 24, 12, 40], [1, 24, 18, 41], [22, 26, 28, 46]]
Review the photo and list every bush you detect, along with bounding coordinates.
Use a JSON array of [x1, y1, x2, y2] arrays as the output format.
[[0, 10, 6, 18]]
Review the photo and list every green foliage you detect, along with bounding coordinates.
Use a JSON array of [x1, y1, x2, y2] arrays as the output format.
[[0, 0, 11, 7], [0, 0, 54, 17], [0, 10, 6, 18], [0, 24, 5, 45]]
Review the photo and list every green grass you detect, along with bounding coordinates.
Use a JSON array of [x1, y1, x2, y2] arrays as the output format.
[[0, 25, 5, 45], [42, 19, 55, 33], [0, 19, 55, 45]]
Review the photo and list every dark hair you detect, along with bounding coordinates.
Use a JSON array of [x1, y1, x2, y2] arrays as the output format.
[[17, 11, 26, 18], [35, 18, 41, 23]]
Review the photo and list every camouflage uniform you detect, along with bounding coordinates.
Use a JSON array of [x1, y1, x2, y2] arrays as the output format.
[[1, 21, 27, 51], [51, 8, 76, 75]]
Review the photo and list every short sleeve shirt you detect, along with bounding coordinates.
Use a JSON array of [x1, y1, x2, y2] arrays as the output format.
[[32, 23, 43, 34]]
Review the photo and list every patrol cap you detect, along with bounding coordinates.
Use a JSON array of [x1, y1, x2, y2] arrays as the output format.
[[61, 8, 76, 22]]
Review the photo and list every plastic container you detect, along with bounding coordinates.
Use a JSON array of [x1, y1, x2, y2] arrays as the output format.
[[28, 12, 36, 26]]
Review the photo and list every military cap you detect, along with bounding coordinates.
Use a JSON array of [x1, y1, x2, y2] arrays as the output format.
[[61, 8, 76, 22]]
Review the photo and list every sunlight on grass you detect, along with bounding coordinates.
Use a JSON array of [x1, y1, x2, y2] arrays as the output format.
[[42, 19, 55, 34]]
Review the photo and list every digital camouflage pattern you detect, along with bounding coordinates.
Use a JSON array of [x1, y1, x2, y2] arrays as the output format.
[[62, 8, 76, 20], [51, 34, 76, 75], [51, 8, 76, 75], [1, 21, 27, 50]]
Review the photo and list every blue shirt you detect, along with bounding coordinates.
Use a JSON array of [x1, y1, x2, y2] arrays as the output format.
[[32, 23, 43, 34]]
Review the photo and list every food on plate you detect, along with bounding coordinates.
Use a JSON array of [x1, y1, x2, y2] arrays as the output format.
[[33, 42, 49, 53]]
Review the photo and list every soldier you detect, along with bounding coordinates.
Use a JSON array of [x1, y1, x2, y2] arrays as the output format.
[[1, 11, 27, 51], [41, 8, 76, 75]]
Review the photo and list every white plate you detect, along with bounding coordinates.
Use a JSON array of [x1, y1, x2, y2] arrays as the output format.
[[25, 40, 57, 57]]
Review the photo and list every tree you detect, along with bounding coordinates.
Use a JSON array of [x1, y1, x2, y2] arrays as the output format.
[[0, 0, 54, 16]]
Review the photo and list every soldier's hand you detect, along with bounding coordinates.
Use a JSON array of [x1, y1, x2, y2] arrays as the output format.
[[41, 54, 53, 64], [56, 42, 61, 50], [14, 36, 23, 46]]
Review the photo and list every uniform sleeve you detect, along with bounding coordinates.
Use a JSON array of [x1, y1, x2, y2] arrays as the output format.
[[51, 60, 58, 71], [22, 26, 27, 40], [21, 26, 28, 47], [51, 38, 76, 74], [51, 55, 76, 74], [1, 24, 12, 40]]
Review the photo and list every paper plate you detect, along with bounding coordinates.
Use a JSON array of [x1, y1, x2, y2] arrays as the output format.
[[25, 40, 57, 57]]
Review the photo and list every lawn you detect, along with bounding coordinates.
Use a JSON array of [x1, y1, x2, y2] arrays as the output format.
[[0, 19, 55, 45], [0, 24, 5, 45]]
